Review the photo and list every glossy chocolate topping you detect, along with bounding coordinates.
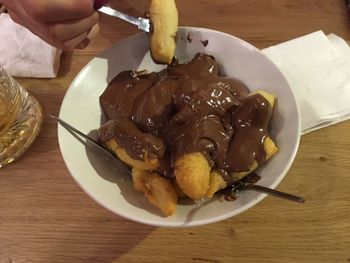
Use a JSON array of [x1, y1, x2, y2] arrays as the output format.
[[98, 53, 273, 178]]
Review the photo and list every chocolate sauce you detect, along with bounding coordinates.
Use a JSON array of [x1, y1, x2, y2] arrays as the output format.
[[201, 40, 209, 47], [187, 33, 192, 43], [225, 94, 272, 172], [98, 53, 273, 179], [98, 117, 165, 161]]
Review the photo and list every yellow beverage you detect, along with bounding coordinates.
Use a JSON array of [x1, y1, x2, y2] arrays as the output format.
[[0, 90, 20, 136], [0, 67, 43, 167]]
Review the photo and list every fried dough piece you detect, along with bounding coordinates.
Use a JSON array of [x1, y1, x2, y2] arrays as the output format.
[[172, 179, 187, 198], [206, 90, 279, 196], [104, 139, 160, 170], [148, 0, 178, 64], [231, 136, 278, 181], [174, 152, 211, 200], [264, 136, 279, 160], [206, 170, 227, 198], [251, 90, 275, 107], [231, 90, 278, 180], [230, 161, 259, 182], [132, 167, 177, 216]]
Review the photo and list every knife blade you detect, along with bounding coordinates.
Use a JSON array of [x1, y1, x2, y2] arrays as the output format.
[[98, 6, 151, 32]]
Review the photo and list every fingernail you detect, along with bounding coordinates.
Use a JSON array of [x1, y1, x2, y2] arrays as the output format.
[[76, 23, 99, 49], [87, 23, 100, 40]]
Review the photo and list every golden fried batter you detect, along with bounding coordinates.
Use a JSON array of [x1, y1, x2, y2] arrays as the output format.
[[231, 90, 278, 178], [148, 0, 178, 64], [205, 90, 279, 196], [251, 90, 275, 107], [206, 170, 227, 198], [132, 167, 177, 216], [231, 136, 278, 181], [174, 152, 211, 200], [172, 179, 187, 198], [104, 139, 160, 170]]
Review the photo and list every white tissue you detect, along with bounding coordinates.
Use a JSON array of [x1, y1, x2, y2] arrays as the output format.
[[262, 31, 350, 134], [0, 13, 62, 78]]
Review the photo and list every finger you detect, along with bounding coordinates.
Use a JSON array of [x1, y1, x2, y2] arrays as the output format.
[[49, 12, 99, 42], [76, 23, 100, 49], [8, 8, 75, 50], [26, 0, 95, 22], [94, 0, 109, 9], [62, 31, 89, 50], [7, 9, 55, 46], [8, 7, 98, 50], [86, 23, 100, 40]]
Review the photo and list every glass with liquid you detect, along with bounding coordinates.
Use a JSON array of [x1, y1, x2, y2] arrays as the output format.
[[0, 67, 43, 167]]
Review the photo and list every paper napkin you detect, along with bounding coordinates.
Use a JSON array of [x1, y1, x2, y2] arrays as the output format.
[[262, 30, 350, 134], [0, 13, 62, 78]]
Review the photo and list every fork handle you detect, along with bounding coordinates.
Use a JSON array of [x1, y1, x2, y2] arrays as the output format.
[[250, 185, 305, 203]]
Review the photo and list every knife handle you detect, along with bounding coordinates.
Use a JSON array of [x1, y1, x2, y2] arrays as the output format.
[[94, 0, 109, 10]]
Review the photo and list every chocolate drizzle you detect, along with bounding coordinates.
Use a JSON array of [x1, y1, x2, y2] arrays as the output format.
[[225, 94, 272, 172], [98, 53, 273, 179], [201, 40, 209, 47]]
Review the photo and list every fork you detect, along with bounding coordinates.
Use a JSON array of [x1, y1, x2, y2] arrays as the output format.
[[94, 1, 151, 32], [52, 115, 305, 204]]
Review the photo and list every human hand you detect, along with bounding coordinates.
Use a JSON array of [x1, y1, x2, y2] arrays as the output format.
[[1, 0, 103, 50]]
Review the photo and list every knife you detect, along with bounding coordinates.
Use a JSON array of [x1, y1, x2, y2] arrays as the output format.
[[97, 5, 151, 33]]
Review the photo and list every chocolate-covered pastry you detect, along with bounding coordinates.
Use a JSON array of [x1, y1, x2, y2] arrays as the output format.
[[98, 53, 278, 215]]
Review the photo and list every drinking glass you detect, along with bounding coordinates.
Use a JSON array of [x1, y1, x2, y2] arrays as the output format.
[[0, 67, 43, 167]]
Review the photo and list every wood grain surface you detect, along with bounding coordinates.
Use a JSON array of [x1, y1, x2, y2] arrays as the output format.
[[1, 0, 350, 262]]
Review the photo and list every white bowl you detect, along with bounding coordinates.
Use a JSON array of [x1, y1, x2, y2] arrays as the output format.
[[58, 27, 300, 227]]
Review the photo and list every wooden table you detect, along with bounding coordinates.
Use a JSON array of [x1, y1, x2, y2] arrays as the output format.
[[1, 1, 350, 262]]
